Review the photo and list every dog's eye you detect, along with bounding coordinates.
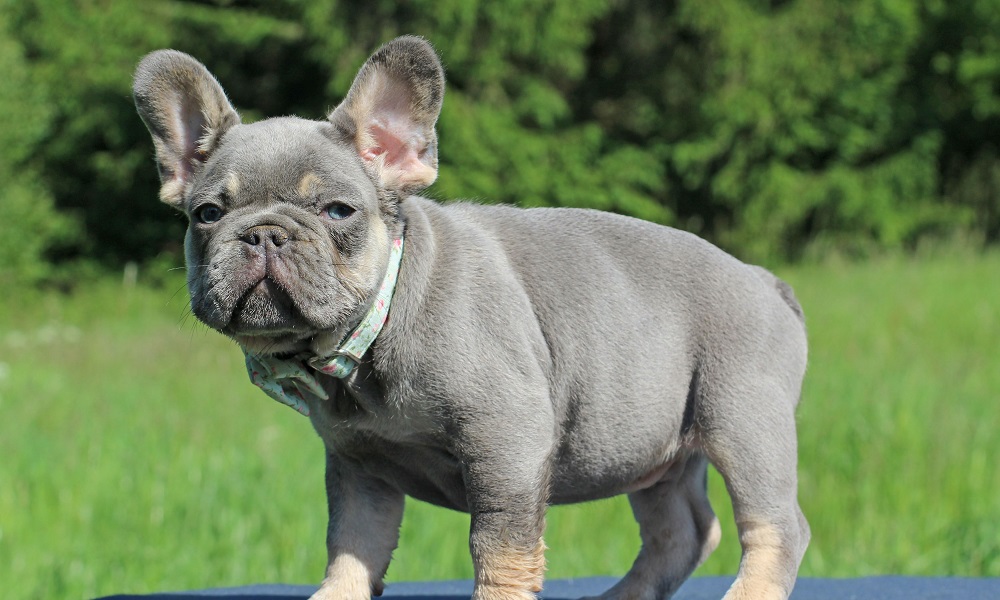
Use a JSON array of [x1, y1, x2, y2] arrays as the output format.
[[325, 203, 356, 220], [195, 204, 224, 224]]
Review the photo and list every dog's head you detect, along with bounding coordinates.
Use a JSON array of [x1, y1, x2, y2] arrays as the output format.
[[133, 36, 443, 356]]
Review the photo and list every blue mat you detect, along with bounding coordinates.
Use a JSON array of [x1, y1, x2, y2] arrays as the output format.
[[96, 576, 1000, 599]]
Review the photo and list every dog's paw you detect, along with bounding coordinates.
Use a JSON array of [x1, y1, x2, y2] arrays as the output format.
[[308, 579, 381, 600], [472, 584, 538, 600]]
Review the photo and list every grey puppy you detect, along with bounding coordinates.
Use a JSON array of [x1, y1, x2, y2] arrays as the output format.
[[133, 36, 809, 600]]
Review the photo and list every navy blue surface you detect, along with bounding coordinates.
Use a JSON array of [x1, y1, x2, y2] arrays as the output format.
[[96, 576, 1000, 600]]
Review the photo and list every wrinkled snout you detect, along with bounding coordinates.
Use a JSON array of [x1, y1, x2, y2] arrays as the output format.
[[185, 208, 362, 355]]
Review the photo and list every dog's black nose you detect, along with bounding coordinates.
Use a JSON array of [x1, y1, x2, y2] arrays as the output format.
[[240, 224, 290, 247]]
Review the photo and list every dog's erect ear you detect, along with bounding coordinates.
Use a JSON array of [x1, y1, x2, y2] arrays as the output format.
[[133, 50, 240, 209], [329, 36, 445, 194]]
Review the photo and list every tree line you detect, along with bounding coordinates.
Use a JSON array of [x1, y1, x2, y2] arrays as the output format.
[[3, 0, 999, 285]]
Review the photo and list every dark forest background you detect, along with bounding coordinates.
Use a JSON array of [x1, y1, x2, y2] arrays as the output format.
[[3, 0, 1000, 285]]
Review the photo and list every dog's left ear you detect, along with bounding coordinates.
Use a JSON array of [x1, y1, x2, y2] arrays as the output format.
[[329, 36, 445, 194]]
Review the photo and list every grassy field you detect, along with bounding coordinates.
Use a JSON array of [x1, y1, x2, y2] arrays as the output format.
[[1, 253, 998, 599]]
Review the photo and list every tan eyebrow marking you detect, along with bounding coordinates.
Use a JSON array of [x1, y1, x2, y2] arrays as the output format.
[[298, 172, 321, 197], [224, 171, 241, 197]]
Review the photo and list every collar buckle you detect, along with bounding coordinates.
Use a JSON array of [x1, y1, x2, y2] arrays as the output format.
[[307, 349, 363, 378]]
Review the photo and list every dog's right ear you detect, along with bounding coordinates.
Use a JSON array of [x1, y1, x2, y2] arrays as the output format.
[[133, 50, 240, 209]]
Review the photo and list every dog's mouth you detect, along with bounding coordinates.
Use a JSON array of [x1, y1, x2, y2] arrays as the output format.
[[232, 278, 296, 326], [223, 277, 313, 350]]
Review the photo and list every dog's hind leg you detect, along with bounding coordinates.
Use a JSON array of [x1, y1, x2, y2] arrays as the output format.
[[587, 452, 721, 600], [700, 380, 810, 600]]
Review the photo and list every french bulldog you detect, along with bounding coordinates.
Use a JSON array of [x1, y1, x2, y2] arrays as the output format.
[[133, 36, 809, 600]]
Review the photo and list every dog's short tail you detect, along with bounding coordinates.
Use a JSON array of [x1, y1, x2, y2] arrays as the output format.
[[751, 266, 805, 325], [774, 277, 805, 324]]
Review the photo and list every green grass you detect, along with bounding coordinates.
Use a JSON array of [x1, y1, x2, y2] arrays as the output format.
[[1, 253, 998, 599]]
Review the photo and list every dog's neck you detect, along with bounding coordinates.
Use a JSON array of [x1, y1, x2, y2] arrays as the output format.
[[308, 235, 405, 377]]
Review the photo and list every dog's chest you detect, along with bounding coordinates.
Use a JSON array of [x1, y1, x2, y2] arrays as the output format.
[[307, 377, 471, 511]]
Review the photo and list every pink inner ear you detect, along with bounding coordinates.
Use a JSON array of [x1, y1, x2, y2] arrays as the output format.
[[361, 122, 436, 188]]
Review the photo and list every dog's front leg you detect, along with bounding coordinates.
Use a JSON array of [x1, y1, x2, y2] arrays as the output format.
[[464, 442, 551, 600], [310, 450, 404, 600]]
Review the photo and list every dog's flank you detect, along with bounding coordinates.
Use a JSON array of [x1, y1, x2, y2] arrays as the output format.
[[134, 36, 809, 600]]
